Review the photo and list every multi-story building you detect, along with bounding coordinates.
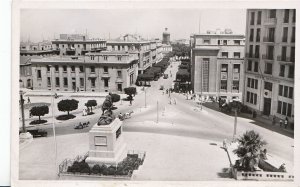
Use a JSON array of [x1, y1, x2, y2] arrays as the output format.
[[20, 40, 58, 56], [52, 34, 106, 56], [31, 51, 139, 92], [190, 29, 245, 100], [244, 9, 295, 121], [162, 28, 171, 45], [106, 34, 163, 74]]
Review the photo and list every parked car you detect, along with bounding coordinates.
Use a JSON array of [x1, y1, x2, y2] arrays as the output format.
[[21, 129, 48, 137], [74, 121, 90, 129]]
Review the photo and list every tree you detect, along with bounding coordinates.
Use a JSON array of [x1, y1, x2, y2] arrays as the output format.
[[111, 94, 120, 103], [124, 87, 137, 100], [30, 105, 49, 122], [57, 99, 79, 116], [85, 100, 97, 113], [233, 130, 267, 171]]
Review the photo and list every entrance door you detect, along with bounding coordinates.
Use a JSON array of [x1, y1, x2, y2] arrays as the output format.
[[263, 98, 271, 116], [117, 84, 122, 91]]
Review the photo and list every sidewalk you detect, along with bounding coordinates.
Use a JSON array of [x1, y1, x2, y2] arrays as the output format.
[[202, 102, 294, 138]]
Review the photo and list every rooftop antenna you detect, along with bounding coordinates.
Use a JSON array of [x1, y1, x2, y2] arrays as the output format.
[[198, 13, 202, 34]]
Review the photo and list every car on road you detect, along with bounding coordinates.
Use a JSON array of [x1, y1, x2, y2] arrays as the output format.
[[19, 129, 48, 137]]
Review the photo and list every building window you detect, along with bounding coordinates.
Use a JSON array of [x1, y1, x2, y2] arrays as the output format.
[[223, 40, 227, 45], [269, 9, 276, 18], [221, 64, 228, 72], [37, 70, 41, 79], [257, 11, 262, 25], [255, 45, 260, 58], [232, 81, 239, 90], [288, 65, 294, 78], [268, 28, 275, 42], [91, 78, 95, 87], [47, 77, 51, 86], [264, 81, 272, 91], [291, 47, 295, 62], [80, 78, 84, 87], [234, 40, 240, 45], [291, 27, 295, 43], [55, 65, 59, 72], [256, 28, 261, 42], [250, 12, 255, 25], [79, 66, 84, 72], [254, 61, 258, 72], [247, 60, 252, 71], [266, 45, 274, 60], [249, 45, 253, 57], [71, 66, 75, 72], [289, 87, 293, 99], [277, 101, 282, 114], [117, 70, 122, 78], [283, 86, 288, 97], [264, 63, 272, 75], [203, 39, 210, 44], [234, 52, 240, 58], [64, 77, 68, 87], [284, 9, 289, 23], [247, 91, 257, 105], [91, 56, 95, 60], [90, 66, 95, 73], [220, 80, 227, 90], [104, 66, 108, 73], [292, 9, 296, 23], [279, 85, 283, 96], [247, 78, 251, 88], [281, 46, 287, 61], [104, 56, 108, 60], [221, 52, 228, 58], [55, 77, 60, 87], [63, 65, 67, 72], [248, 78, 258, 89], [47, 65, 51, 72], [233, 64, 240, 73], [250, 29, 254, 42], [287, 103, 292, 117], [117, 56, 122, 61], [282, 102, 287, 116], [104, 79, 109, 87], [282, 27, 288, 42], [246, 91, 250, 102], [279, 65, 285, 77]]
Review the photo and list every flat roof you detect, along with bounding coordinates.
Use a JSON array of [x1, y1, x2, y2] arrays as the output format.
[[86, 51, 129, 55]]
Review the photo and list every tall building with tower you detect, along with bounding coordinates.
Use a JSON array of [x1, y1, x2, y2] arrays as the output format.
[[162, 28, 171, 45], [244, 9, 295, 122]]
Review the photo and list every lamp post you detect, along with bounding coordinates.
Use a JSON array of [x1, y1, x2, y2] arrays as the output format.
[[19, 90, 26, 133], [144, 86, 147, 108]]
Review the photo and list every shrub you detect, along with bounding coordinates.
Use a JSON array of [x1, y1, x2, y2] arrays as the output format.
[[91, 164, 101, 174], [111, 94, 121, 103], [85, 100, 97, 113], [30, 105, 49, 122], [124, 87, 137, 98], [57, 99, 79, 116]]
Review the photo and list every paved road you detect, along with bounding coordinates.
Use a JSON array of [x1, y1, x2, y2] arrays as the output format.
[[40, 60, 293, 165]]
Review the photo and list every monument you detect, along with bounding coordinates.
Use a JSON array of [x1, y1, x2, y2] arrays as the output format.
[[85, 93, 127, 166]]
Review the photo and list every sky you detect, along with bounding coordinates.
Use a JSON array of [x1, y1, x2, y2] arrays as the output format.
[[21, 9, 246, 42]]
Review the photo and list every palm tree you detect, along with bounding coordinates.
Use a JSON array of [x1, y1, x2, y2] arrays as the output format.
[[233, 130, 267, 171]]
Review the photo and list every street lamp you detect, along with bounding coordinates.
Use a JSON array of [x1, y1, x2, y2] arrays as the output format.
[[19, 90, 26, 133], [144, 86, 147, 108]]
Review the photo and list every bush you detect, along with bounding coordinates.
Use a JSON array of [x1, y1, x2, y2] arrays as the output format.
[[30, 105, 49, 122], [111, 94, 121, 103], [91, 164, 101, 174], [57, 99, 79, 116], [85, 100, 97, 113]]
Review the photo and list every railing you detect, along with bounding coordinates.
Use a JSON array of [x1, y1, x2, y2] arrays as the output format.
[[58, 152, 89, 176], [263, 37, 275, 43]]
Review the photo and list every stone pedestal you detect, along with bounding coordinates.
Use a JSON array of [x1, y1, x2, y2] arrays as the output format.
[[19, 132, 33, 140], [85, 118, 127, 166]]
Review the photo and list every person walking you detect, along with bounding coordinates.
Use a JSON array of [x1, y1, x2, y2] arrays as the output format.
[[272, 115, 276, 125], [279, 119, 283, 127], [27, 97, 31, 104], [284, 117, 288, 129]]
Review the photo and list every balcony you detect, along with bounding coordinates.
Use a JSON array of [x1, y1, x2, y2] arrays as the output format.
[[277, 56, 294, 63], [263, 37, 275, 43], [262, 54, 274, 61], [263, 18, 277, 25]]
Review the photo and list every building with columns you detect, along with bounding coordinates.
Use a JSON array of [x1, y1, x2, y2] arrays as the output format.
[[244, 9, 295, 122], [30, 51, 139, 92], [190, 29, 245, 101]]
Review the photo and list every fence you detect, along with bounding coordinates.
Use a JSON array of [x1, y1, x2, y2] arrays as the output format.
[[232, 168, 294, 181], [58, 152, 89, 176]]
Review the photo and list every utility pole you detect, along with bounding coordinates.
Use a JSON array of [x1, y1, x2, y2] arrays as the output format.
[[144, 86, 147, 108]]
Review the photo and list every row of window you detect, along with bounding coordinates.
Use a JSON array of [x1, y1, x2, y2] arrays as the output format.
[[278, 85, 293, 99], [277, 101, 292, 117], [249, 27, 295, 43], [220, 80, 240, 91], [202, 39, 242, 45], [247, 60, 259, 72], [47, 77, 110, 88], [279, 64, 294, 78], [90, 55, 121, 61], [46, 65, 109, 73], [220, 64, 240, 73], [220, 52, 241, 58], [250, 9, 296, 26], [246, 91, 258, 105], [247, 78, 258, 89]]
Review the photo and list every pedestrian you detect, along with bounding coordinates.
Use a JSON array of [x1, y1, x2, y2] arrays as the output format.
[[272, 115, 276, 125], [284, 117, 288, 129], [77, 87, 79, 92], [173, 98, 177, 105], [27, 97, 31, 103], [279, 119, 283, 127], [29, 111, 32, 118]]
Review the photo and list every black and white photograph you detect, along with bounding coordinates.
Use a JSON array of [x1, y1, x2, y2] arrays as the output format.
[[9, 1, 300, 186]]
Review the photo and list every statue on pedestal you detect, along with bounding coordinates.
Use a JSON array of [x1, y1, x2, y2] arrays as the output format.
[[98, 93, 116, 126]]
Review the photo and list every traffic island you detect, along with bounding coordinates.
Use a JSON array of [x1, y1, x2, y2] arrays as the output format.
[[223, 130, 294, 181]]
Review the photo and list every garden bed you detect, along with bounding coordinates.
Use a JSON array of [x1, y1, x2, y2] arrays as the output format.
[[59, 151, 146, 179]]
